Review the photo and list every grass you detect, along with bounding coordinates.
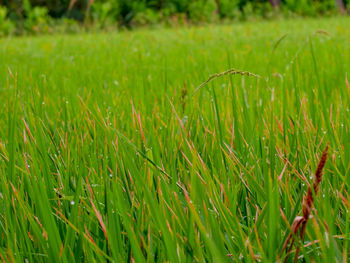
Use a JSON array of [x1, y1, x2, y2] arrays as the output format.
[[0, 16, 349, 262]]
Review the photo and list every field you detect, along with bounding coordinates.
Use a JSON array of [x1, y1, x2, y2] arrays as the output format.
[[0, 17, 349, 262]]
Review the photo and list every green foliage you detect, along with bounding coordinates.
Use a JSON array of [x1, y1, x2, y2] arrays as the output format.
[[22, 0, 51, 33], [217, 0, 241, 19], [314, 0, 336, 13], [0, 0, 348, 35], [188, 0, 218, 22], [91, 0, 120, 27], [0, 5, 14, 36], [131, 8, 160, 26], [284, 0, 337, 15]]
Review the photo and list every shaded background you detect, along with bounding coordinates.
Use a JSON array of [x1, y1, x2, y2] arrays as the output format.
[[0, 0, 349, 34]]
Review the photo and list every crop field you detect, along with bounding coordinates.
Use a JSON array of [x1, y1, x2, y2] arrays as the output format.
[[0, 17, 349, 262]]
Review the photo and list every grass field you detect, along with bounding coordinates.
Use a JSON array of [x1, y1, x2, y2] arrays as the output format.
[[0, 17, 349, 262]]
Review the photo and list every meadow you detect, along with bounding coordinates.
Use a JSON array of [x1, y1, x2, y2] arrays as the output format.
[[0, 17, 349, 262]]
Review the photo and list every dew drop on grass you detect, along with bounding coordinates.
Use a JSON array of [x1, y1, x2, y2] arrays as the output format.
[[109, 173, 113, 178], [70, 201, 75, 205]]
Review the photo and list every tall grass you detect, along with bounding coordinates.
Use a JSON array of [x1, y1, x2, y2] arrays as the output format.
[[0, 17, 349, 262]]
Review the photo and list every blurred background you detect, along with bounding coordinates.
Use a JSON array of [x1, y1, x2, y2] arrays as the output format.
[[0, 0, 349, 35]]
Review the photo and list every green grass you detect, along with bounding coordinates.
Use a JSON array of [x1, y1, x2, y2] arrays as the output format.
[[0, 16, 349, 262]]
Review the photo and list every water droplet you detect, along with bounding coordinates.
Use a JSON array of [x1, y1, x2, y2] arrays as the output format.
[[70, 201, 75, 205]]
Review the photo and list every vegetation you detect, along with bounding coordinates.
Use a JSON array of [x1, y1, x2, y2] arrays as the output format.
[[0, 0, 349, 35], [0, 17, 349, 262]]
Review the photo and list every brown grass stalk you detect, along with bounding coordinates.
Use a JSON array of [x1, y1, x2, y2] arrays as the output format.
[[192, 68, 260, 95], [282, 145, 328, 263]]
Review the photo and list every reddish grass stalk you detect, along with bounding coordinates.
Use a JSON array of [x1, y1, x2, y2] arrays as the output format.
[[282, 145, 328, 263]]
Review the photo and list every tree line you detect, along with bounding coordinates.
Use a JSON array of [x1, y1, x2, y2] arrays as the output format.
[[0, 0, 348, 34]]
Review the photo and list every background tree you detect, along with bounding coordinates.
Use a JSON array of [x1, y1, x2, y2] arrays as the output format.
[[269, 0, 280, 8], [335, 0, 346, 12]]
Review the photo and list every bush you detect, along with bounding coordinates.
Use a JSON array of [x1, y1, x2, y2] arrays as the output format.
[[217, 0, 241, 19], [130, 8, 160, 26], [284, 0, 316, 16], [23, 0, 52, 33], [188, 0, 218, 23], [91, 0, 120, 28], [0, 5, 14, 36]]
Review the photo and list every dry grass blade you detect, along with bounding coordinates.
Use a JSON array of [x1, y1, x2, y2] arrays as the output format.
[[192, 68, 260, 95], [282, 145, 329, 263], [315, 29, 330, 36]]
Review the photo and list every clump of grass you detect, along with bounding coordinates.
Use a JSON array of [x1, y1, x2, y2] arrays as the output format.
[[282, 145, 329, 262]]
